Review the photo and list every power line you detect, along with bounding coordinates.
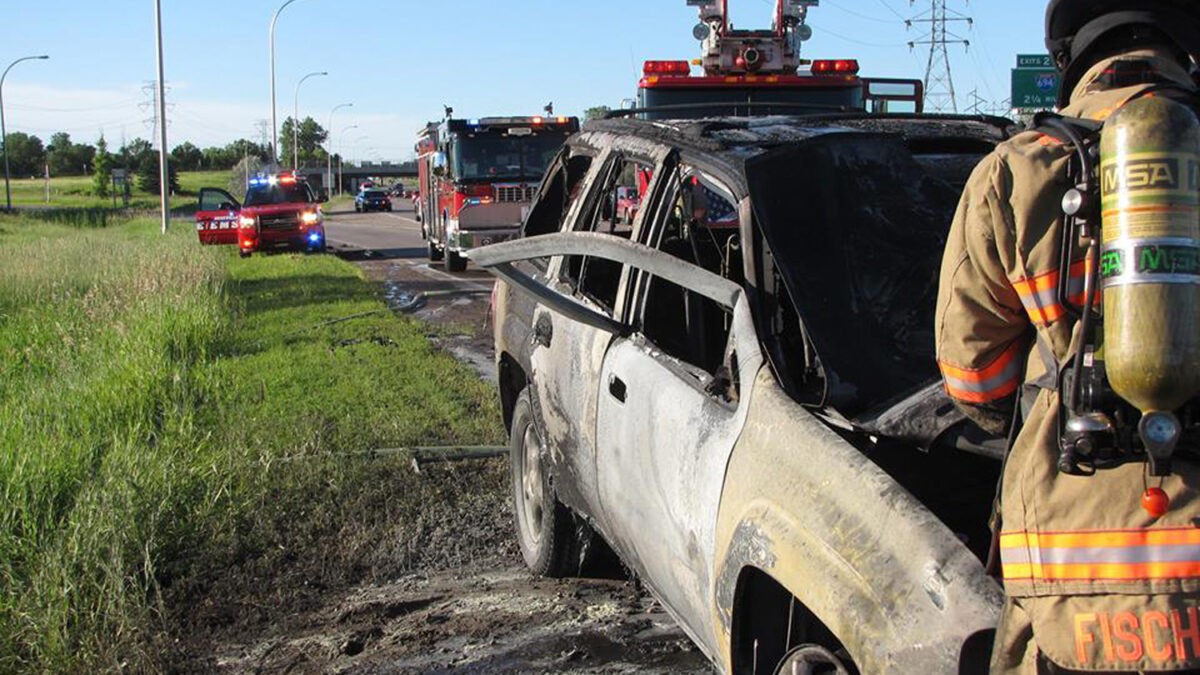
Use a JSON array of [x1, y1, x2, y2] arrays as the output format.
[[819, 25, 905, 48], [5, 98, 141, 113], [906, 0, 973, 113], [875, 0, 909, 21], [823, 0, 894, 24]]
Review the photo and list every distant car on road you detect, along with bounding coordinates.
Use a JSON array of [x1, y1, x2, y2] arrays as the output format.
[[355, 188, 393, 213], [195, 172, 327, 257]]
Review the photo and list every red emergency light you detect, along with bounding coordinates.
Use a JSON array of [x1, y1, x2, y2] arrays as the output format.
[[278, 174, 298, 185], [811, 60, 861, 75], [532, 116, 544, 125], [643, 60, 691, 76]]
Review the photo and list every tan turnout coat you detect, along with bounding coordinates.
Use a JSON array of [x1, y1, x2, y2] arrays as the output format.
[[936, 51, 1200, 673]]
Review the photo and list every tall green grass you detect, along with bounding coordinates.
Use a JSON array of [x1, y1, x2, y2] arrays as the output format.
[[0, 213, 503, 672], [0, 214, 227, 670]]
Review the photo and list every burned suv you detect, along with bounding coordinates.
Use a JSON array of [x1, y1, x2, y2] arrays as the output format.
[[478, 113, 1017, 674]]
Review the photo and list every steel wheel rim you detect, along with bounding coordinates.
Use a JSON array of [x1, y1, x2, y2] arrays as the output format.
[[774, 646, 849, 675], [520, 423, 546, 545]]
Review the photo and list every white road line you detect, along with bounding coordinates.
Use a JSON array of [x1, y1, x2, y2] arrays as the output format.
[[384, 212, 422, 227]]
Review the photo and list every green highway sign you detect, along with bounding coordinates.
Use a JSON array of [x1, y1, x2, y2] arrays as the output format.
[[1017, 54, 1054, 69], [1012, 54, 1060, 110]]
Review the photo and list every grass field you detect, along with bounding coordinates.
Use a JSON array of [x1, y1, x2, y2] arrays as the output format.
[[6, 169, 231, 210], [0, 213, 503, 672]]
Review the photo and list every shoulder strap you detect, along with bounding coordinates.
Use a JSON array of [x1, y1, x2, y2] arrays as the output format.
[[1027, 112, 1102, 146]]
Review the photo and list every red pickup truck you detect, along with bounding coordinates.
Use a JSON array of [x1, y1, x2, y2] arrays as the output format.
[[195, 173, 328, 257]]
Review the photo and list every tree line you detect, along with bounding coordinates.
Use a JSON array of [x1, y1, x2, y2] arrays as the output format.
[[2, 115, 331, 180]]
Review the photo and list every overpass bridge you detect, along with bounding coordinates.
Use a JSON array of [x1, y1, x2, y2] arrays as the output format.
[[295, 160, 418, 194]]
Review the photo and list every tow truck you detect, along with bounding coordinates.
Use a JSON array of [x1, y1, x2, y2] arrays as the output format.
[[415, 115, 580, 272], [195, 172, 328, 258], [633, 0, 925, 119]]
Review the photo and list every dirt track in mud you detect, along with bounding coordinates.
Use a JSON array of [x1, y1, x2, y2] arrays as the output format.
[[173, 239, 710, 674]]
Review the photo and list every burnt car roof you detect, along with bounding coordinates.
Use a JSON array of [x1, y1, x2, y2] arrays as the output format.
[[580, 113, 1016, 162]]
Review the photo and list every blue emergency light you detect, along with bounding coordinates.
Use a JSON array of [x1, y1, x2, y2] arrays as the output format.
[[308, 232, 322, 243]]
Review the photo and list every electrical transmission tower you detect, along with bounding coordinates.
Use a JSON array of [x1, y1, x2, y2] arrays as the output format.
[[907, 0, 973, 113], [139, 81, 174, 148]]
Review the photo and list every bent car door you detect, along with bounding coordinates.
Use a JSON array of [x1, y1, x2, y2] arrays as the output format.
[[523, 148, 673, 515], [473, 224, 761, 658], [595, 172, 761, 657], [196, 188, 241, 245]]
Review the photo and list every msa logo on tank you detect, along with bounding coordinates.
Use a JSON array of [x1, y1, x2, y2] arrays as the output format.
[[1100, 151, 1200, 289], [1100, 155, 1200, 194], [1101, 243, 1200, 280]]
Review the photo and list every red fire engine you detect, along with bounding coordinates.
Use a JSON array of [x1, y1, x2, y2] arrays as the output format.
[[635, 0, 924, 119], [415, 115, 579, 272]]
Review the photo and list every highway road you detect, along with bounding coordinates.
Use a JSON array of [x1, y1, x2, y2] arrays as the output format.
[[322, 200, 499, 380], [324, 200, 491, 285]]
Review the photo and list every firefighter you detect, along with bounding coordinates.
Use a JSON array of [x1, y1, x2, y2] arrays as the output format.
[[935, 1, 1200, 672]]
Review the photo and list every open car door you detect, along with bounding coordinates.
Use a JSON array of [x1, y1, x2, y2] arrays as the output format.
[[195, 187, 241, 246]]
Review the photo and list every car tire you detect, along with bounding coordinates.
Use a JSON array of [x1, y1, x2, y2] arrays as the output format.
[[428, 240, 444, 262], [511, 389, 578, 578], [355, 204, 361, 213], [445, 249, 467, 272], [239, 250, 251, 259], [772, 645, 852, 675]]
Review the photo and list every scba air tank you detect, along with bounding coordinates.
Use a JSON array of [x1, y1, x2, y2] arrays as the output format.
[[1100, 96, 1200, 416]]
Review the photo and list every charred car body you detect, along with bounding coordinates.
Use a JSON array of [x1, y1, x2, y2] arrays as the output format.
[[478, 113, 1019, 674]]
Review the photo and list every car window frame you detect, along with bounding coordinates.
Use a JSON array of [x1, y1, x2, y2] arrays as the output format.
[[624, 166, 742, 396]]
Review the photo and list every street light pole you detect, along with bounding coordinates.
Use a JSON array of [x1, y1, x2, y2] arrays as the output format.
[[337, 124, 357, 196], [327, 102, 351, 196], [293, 70, 327, 171], [153, 0, 170, 234], [269, 0, 303, 167], [1, 55, 49, 211]]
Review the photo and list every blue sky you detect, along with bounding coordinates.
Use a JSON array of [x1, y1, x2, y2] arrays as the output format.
[[1, 0, 1048, 161]]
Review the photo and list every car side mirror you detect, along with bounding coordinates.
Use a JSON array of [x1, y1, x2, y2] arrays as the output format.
[[432, 151, 447, 176], [317, 188, 330, 203]]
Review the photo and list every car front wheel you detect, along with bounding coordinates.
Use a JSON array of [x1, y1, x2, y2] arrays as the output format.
[[511, 390, 578, 578]]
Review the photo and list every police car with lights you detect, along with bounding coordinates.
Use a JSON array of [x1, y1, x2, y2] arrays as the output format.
[[195, 173, 328, 258]]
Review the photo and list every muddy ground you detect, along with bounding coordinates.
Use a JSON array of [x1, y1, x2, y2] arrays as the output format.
[[171, 249, 711, 674]]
